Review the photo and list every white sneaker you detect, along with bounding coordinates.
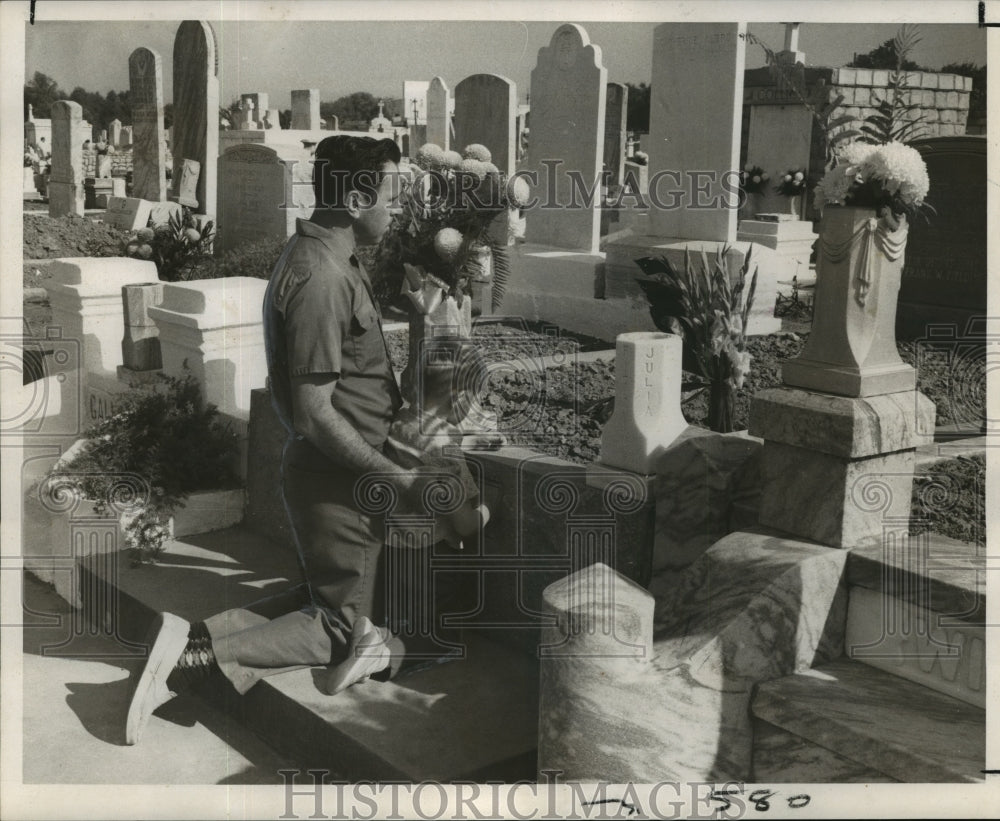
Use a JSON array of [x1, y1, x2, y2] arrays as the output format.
[[124, 612, 190, 745], [320, 616, 392, 695]]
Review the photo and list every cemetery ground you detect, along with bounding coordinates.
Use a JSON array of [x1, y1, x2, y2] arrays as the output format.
[[23, 211, 987, 551]]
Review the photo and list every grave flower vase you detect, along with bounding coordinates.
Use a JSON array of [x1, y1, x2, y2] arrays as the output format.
[[708, 380, 737, 434], [402, 294, 473, 404], [782, 205, 915, 397], [739, 191, 763, 223]]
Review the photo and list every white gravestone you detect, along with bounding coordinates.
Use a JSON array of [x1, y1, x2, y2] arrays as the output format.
[[524, 24, 607, 254], [291, 89, 320, 130], [48, 100, 86, 217], [426, 76, 451, 151], [599, 332, 688, 474], [104, 196, 153, 230], [649, 23, 747, 242]]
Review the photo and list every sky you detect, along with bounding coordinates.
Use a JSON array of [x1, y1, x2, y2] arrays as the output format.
[[23, 17, 987, 111]]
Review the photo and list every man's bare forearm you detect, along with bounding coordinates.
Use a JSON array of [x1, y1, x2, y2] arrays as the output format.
[[291, 375, 418, 496]]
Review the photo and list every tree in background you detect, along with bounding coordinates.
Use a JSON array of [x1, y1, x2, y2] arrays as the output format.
[[941, 61, 987, 125], [323, 92, 379, 130], [625, 82, 650, 133], [24, 71, 64, 119], [849, 38, 925, 70]]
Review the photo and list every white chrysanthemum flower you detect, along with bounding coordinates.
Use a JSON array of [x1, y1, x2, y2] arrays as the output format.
[[414, 143, 444, 169], [459, 158, 488, 181], [462, 143, 492, 163], [861, 141, 929, 206], [434, 227, 464, 261], [836, 140, 877, 168], [506, 176, 532, 208], [440, 150, 464, 170], [814, 165, 855, 208]]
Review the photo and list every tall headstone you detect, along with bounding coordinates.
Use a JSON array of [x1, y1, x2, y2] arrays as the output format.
[[121, 125, 133, 147], [216, 144, 300, 253], [291, 89, 320, 130], [48, 100, 86, 217], [109, 119, 122, 147], [604, 82, 628, 188], [172, 21, 220, 216], [426, 76, 451, 151], [453, 74, 517, 176], [897, 136, 986, 338], [649, 23, 746, 241], [524, 24, 607, 254], [265, 109, 281, 130], [128, 47, 167, 201], [746, 104, 813, 215]]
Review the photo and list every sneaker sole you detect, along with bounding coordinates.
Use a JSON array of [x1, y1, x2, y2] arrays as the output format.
[[124, 612, 190, 745]]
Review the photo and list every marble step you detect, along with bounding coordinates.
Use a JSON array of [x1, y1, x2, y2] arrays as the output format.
[[752, 658, 984, 783], [73, 525, 540, 781], [845, 523, 985, 711], [846, 585, 985, 708]]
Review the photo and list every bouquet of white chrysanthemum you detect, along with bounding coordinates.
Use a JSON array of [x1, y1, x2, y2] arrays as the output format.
[[814, 140, 930, 222], [370, 142, 530, 313]]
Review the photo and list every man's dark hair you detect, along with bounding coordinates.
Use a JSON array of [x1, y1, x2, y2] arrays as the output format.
[[312, 135, 401, 209]]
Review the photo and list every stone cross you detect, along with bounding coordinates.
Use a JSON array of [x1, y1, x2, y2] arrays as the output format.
[[599, 332, 688, 474], [129, 46, 167, 201], [777, 22, 805, 65]]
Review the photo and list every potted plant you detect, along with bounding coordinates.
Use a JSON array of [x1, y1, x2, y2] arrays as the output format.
[[634, 247, 758, 433], [38, 373, 241, 565], [775, 167, 809, 218]]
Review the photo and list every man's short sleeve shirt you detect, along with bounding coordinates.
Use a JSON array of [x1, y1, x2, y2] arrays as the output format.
[[264, 219, 401, 465]]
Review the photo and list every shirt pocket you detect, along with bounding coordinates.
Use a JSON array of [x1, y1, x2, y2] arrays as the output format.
[[349, 301, 384, 373]]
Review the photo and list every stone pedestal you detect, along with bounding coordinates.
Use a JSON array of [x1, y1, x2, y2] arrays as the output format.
[[121, 282, 165, 371], [84, 177, 115, 209], [538, 563, 655, 779], [750, 387, 936, 548], [148, 277, 268, 419], [737, 213, 817, 286], [783, 207, 914, 397], [47, 258, 159, 378], [599, 332, 688, 474]]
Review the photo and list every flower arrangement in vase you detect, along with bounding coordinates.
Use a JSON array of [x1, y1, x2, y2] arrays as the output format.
[[775, 168, 808, 217], [368, 142, 530, 318]]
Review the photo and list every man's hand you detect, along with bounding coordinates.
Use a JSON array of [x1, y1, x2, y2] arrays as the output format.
[[291, 374, 413, 496]]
